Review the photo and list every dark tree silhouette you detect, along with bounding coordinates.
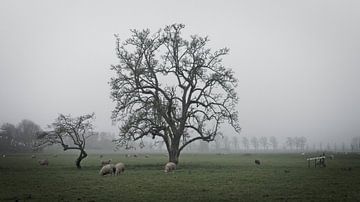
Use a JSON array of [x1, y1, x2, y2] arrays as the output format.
[[35, 113, 95, 169], [110, 24, 240, 164]]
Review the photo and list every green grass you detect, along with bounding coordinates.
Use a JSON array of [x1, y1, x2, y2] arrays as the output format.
[[0, 153, 359, 201]]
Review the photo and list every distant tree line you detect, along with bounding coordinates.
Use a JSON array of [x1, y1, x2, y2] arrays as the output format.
[[0, 120, 42, 152]]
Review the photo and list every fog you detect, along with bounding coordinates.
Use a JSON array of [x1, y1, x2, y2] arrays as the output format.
[[1, 0, 359, 149]]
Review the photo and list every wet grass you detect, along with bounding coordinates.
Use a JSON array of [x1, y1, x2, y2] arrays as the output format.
[[0, 153, 359, 201]]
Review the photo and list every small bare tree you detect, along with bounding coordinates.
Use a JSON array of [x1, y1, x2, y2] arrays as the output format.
[[35, 113, 95, 169], [110, 24, 240, 164], [269, 136, 278, 150]]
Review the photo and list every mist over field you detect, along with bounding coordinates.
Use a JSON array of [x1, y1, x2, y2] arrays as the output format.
[[1, 0, 360, 151]]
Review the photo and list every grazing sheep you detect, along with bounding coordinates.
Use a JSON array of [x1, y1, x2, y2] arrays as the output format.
[[255, 160, 261, 165], [115, 162, 125, 175], [145, 155, 149, 158], [38, 159, 49, 166], [31, 155, 36, 158], [164, 162, 176, 173], [99, 164, 115, 176], [101, 159, 112, 166]]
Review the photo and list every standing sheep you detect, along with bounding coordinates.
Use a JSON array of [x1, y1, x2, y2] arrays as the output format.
[[99, 164, 116, 176], [101, 159, 112, 166], [115, 162, 125, 175], [255, 160, 261, 165], [164, 162, 176, 173], [38, 159, 49, 166]]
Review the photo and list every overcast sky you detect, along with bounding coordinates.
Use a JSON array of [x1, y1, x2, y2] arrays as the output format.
[[0, 0, 359, 145]]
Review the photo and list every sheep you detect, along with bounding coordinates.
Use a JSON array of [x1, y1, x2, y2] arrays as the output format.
[[115, 162, 125, 175], [329, 154, 334, 160], [145, 155, 149, 158], [38, 159, 49, 166], [255, 160, 261, 165], [164, 162, 176, 173], [2, 154, 6, 158], [53, 154, 58, 158], [99, 164, 115, 176], [99, 154, 103, 158], [31, 155, 36, 159], [101, 159, 112, 166]]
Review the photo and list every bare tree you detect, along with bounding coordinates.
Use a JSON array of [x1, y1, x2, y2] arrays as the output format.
[[35, 113, 95, 169], [269, 136, 278, 151], [286, 137, 294, 151], [232, 136, 239, 151], [242, 136, 249, 151], [251, 137, 259, 151], [259, 136, 268, 150], [110, 24, 240, 164]]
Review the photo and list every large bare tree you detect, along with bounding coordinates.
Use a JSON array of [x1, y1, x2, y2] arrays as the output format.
[[35, 113, 95, 169], [110, 24, 240, 164]]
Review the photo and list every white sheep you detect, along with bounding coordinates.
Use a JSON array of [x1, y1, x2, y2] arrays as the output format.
[[115, 162, 125, 175], [164, 162, 176, 173], [38, 159, 49, 166], [101, 159, 112, 166], [31, 154, 36, 158], [99, 164, 115, 176], [2, 154, 6, 158]]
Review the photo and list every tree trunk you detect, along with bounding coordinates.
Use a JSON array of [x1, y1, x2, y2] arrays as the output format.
[[168, 148, 180, 165], [75, 149, 87, 169], [167, 138, 180, 164]]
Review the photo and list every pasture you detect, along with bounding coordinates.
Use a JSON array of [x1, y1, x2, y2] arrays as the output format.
[[0, 153, 359, 201]]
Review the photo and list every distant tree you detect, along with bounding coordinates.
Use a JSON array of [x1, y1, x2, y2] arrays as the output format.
[[110, 24, 240, 164], [223, 136, 230, 152], [251, 137, 259, 151], [259, 136, 268, 150], [17, 120, 41, 149], [269, 136, 278, 151], [35, 113, 95, 169], [351, 137, 360, 152], [0, 123, 17, 152], [242, 137, 249, 151], [286, 137, 294, 151], [0, 120, 41, 152], [232, 136, 239, 151], [296, 136, 307, 151]]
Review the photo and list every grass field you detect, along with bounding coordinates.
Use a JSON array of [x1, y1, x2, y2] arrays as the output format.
[[0, 152, 359, 201]]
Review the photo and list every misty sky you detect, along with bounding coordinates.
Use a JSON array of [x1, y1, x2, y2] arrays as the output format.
[[1, 0, 359, 145]]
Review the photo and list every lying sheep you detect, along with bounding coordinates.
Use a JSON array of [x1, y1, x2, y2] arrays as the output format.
[[255, 160, 261, 165], [115, 162, 125, 175], [101, 159, 112, 166], [164, 162, 176, 173], [38, 159, 49, 166], [99, 164, 115, 176]]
